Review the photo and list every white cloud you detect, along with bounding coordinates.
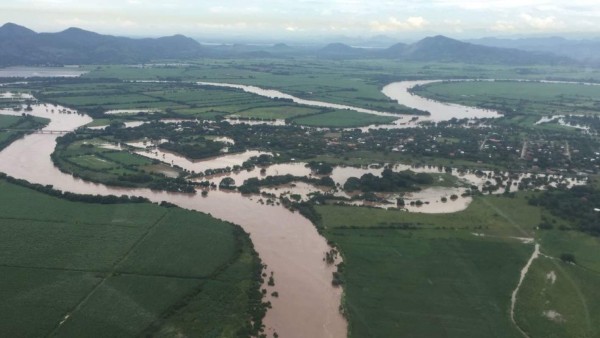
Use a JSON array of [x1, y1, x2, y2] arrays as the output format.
[[520, 13, 563, 30], [370, 16, 428, 32], [491, 20, 517, 32]]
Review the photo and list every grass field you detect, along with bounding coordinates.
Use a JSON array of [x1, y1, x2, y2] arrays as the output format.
[[316, 193, 600, 337], [82, 61, 600, 116], [514, 256, 600, 338], [0, 178, 263, 337], [234, 105, 321, 120], [290, 109, 397, 128], [413, 80, 600, 118], [52, 137, 188, 191]]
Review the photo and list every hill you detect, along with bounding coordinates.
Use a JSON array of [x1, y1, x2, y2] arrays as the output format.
[[467, 36, 600, 64], [381, 35, 571, 65], [0, 23, 578, 66], [0, 23, 204, 66]]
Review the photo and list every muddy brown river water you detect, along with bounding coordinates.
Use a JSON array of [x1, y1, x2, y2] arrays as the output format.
[[0, 79, 586, 337], [0, 105, 346, 338]]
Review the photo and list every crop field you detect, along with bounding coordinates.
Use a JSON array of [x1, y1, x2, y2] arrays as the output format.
[[0, 178, 262, 337], [82, 60, 600, 115], [290, 109, 398, 128], [25, 79, 399, 127], [413, 81, 600, 117], [235, 105, 322, 119], [316, 193, 600, 337], [515, 256, 600, 338]]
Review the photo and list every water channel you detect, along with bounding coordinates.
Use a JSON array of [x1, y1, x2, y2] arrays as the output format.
[[0, 79, 586, 337]]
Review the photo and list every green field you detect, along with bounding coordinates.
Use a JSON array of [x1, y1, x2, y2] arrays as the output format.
[[82, 61, 600, 115], [52, 137, 191, 192], [29, 79, 403, 127], [316, 193, 600, 337], [413, 80, 600, 117], [0, 178, 264, 337], [234, 105, 321, 120], [0, 114, 49, 150], [291, 109, 397, 128]]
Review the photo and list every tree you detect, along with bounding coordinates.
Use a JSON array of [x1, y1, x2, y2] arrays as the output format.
[[219, 177, 236, 190]]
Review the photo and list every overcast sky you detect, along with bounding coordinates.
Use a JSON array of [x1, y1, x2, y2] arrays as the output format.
[[2, 0, 599, 41]]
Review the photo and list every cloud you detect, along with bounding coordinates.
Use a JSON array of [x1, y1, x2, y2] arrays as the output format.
[[491, 20, 517, 32], [370, 16, 428, 32], [520, 13, 563, 30]]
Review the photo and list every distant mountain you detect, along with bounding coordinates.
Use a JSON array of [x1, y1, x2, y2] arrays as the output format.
[[0, 23, 580, 66], [0, 23, 204, 66], [384, 42, 408, 55], [467, 36, 600, 64], [0, 22, 35, 37], [315, 35, 572, 65], [380, 35, 571, 65]]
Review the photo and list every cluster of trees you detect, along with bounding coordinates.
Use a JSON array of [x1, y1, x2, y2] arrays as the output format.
[[160, 141, 223, 160], [306, 161, 333, 175], [529, 185, 600, 235], [343, 169, 434, 192]]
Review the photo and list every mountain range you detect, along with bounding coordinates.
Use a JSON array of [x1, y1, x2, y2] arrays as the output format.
[[0, 23, 580, 66], [466, 37, 600, 64], [0, 23, 203, 66]]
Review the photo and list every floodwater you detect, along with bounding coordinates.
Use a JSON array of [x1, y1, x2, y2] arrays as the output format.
[[0, 92, 34, 99], [0, 67, 87, 78], [381, 81, 502, 122], [196, 80, 503, 131], [0, 78, 589, 337], [134, 148, 272, 174], [535, 115, 591, 132], [197, 81, 401, 118], [104, 109, 162, 115], [0, 104, 347, 338]]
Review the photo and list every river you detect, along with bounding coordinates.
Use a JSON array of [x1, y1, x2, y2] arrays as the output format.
[[0, 78, 584, 337], [0, 104, 346, 338]]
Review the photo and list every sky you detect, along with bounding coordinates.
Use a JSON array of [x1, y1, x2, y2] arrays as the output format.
[[1, 0, 599, 41]]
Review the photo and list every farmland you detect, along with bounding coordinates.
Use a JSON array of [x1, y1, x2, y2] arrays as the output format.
[[0, 178, 265, 337], [51, 136, 193, 192], [2, 58, 600, 338], [412, 80, 600, 118], [315, 192, 600, 337]]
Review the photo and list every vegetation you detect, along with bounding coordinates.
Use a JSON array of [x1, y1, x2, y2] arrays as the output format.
[[0, 114, 48, 150], [51, 134, 195, 193], [411, 80, 600, 118], [529, 185, 600, 235], [0, 178, 266, 337], [3, 57, 600, 338], [316, 192, 600, 337], [343, 168, 434, 192]]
